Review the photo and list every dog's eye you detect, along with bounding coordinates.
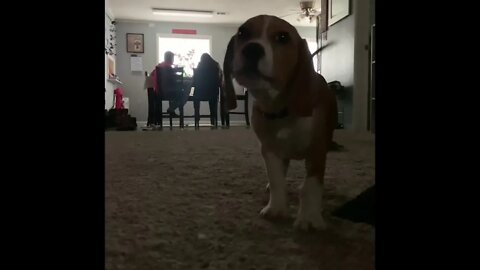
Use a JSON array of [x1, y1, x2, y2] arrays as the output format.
[[237, 27, 250, 40], [275, 32, 290, 44]]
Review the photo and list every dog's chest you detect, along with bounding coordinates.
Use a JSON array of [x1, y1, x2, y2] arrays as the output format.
[[259, 116, 314, 158]]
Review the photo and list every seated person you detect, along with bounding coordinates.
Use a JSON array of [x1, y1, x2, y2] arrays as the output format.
[[152, 51, 189, 116], [191, 53, 222, 124]]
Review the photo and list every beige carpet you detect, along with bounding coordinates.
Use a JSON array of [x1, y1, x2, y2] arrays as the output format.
[[106, 127, 375, 270]]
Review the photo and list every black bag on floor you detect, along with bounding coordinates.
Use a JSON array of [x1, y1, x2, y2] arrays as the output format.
[[116, 114, 137, 131]]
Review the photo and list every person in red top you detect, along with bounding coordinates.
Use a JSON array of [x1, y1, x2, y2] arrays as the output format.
[[151, 51, 189, 119], [151, 51, 174, 93]]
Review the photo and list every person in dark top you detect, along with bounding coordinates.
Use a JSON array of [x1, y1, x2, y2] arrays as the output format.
[[191, 53, 222, 125]]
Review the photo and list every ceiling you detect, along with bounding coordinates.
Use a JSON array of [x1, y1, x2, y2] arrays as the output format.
[[108, 0, 318, 27]]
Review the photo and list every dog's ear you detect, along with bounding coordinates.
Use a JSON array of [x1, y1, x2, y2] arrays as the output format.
[[222, 35, 238, 110], [286, 38, 317, 117]]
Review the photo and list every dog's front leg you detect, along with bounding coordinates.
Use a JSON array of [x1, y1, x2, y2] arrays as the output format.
[[294, 154, 327, 230], [260, 146, 289, 219]]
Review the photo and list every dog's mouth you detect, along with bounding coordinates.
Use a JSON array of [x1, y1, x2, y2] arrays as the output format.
[[233, 67, 273, 84]]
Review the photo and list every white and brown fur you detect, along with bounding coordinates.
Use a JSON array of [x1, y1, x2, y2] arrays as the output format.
[[223, 15, 337, 230]]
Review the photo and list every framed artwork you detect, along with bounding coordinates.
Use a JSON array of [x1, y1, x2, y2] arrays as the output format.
[[328, 0, 351, 26], [126, 33, 144, 53]]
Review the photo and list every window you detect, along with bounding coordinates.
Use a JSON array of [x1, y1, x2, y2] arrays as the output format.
[[157, 35, 211, 78], [305, 39, 319, 73]]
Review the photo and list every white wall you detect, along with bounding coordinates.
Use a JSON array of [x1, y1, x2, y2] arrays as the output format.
[[319, 0, 373, 131], [320, 14, 355, 129]]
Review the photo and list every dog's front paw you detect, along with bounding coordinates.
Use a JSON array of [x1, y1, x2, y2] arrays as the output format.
[[260, 203, 289, 219], [293, 211, 326, 231]]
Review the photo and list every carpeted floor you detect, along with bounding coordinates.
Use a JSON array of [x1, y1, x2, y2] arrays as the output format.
[[106, 127, 375, 270]]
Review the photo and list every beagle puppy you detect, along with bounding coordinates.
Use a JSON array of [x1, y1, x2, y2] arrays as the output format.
[[223, 15, 337, 230]]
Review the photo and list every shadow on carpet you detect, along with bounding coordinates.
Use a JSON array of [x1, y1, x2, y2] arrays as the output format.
[[331, 185, 375, 226], [329, 141, 345, 151]]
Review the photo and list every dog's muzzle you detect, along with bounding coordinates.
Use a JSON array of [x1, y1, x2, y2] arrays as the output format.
[[242, 42, 265, 69], [234, 42, 273, 83]]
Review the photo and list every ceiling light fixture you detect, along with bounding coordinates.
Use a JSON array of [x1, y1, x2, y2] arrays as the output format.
[[152, 8, 214, 18]]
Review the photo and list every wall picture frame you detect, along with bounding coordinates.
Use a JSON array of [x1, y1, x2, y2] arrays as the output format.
[[328, 0, 351, 26], [126, 33, 144, 53]]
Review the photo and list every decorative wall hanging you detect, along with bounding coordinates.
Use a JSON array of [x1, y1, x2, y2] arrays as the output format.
[[328, 0, 350, 26], [105, 20, 117, 56], [107, 55, 116, 78], [126, 33, 144, 53]]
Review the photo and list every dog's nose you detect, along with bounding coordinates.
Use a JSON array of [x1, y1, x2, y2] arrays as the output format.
[[242, 42, 265, 64]]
